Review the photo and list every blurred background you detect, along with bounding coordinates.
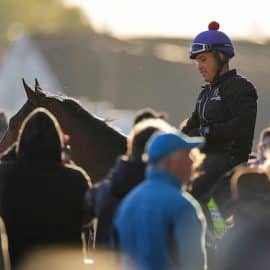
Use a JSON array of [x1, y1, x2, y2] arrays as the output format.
[[0, 0, 269, 145]]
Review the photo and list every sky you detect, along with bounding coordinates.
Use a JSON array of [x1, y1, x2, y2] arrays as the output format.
[[64, 0, 270, 42]]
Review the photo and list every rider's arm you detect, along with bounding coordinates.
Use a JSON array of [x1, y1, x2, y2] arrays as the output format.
[[207, 79, 257, 140], [182, 105, 201, 137]]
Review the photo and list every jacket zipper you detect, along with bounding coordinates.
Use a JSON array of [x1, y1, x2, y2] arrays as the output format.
[[202, 85, 211, 121]]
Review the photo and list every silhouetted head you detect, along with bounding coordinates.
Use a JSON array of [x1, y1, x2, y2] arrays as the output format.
[[230, 167, 270, 224], [127, 118, 175, 160], [16, 108, 64, 162], [133, 107, 167, 126]]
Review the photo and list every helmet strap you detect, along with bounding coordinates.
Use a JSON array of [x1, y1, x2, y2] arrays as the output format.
[[212, 50, 229, 83]]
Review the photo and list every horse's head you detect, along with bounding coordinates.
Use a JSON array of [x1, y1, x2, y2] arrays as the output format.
[[0, 79, 41, 152], [0, 79, 74, 152], [0, 79, 127, 182]]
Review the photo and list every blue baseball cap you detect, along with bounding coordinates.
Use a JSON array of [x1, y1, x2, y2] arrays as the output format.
[[146, 132, 205, 163]]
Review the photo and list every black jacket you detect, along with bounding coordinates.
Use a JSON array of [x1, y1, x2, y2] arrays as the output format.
[[0, 111, 90, 265], [182, 69, 258, 162], [83, 157, 146, 246]]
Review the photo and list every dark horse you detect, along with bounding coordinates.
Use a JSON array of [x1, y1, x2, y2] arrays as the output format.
[[0, 79, 127, 183]]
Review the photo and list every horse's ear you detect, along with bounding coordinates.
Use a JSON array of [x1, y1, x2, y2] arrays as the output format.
[[35, 78, 40, 88], [34, 78, 43, 95], [22, 78, 38, 106]]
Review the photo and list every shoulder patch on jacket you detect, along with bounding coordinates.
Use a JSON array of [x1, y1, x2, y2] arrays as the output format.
[[210, 88, 222, 101]]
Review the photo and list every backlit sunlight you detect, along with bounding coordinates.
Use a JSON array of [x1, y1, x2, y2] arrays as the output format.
[[64, 0, 270, 42]]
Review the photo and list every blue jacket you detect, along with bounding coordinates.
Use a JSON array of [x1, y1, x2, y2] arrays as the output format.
[[114, 166, 207, 270]]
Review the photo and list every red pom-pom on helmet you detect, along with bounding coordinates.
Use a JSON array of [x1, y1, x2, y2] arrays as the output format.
[[208, 21, 220, 30]]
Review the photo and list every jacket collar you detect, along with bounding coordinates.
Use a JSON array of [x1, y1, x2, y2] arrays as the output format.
[[203, 69, 237, 89], [146, 165, 182, 189]]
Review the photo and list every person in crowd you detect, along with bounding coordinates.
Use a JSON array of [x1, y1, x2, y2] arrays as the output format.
[[83, 108, 173, 247], [230, 167, 270, 226], [199, 128, 270, 270], [132, 107, 167, 126], [0, 144, 16, 161], [114, 132, 207, 270], [181, 21, 258, 204], [213, 126, 270, 220], [216, 167, 270, 270], [252, 127, 270, 165], [217, 218, 270, 270], [0, 108, 90, 266]]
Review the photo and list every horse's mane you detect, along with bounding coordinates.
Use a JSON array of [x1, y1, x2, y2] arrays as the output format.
[[42, 91, 126, 140]]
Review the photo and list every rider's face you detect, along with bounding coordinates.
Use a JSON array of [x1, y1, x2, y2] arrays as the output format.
[[195, 52, 218, 83]]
